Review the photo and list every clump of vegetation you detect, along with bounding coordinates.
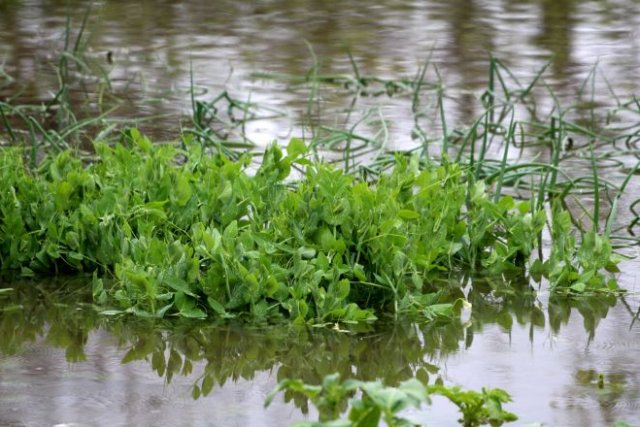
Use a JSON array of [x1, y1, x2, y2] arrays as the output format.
[[0, 126, 621, 323], [0, 11, 637, 426], [265, 373, 517, 427]]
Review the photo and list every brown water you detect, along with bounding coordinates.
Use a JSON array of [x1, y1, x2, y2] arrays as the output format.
[[2, 1, 640, 426]]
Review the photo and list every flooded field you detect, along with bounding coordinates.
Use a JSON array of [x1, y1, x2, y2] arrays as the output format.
[[2, 1, 640, 426], [0, 279, 638, 426], [2, 0, 640, 144]]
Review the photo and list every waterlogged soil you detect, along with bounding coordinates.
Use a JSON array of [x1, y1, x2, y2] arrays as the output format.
[[0, 277, 638, 427]]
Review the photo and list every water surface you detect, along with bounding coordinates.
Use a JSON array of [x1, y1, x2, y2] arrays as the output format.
[[1, 0, 640, 145], [0, 279, 638, 426], [2, 2, 640, 426]]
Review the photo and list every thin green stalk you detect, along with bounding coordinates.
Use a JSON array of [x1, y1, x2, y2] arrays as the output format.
[[549, 117, 562, 195], [487, 56, 496, 124], [493, 116, 515, 203], [304, 40, 319, 141], [474, 109, 491, 181], [475, 58, 497, 181], [434, 65, 448, 157], [588, 140, 600, 233], [411, 55, 431, 158], [605, 161, 640, 237], [73, 6, 92, 56], [491, 58, 511, 103], [0, 104, 16, 143], [520, 61, 551, 100]]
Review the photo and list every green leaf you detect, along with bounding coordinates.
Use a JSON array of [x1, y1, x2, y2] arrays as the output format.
[[287, 137, 307, 159], [132, 128, 152, 152], [423, 303, 454, 321], [218, 180, 233, 202], [163, 274, 196, 297], [174, 174, 192, 207], [174, 292, 206, 319], [191, 385, 201, 400], [68, 251, 84, 261], [570, 282, 586, 293], [202, 375, 214, 396], [298, 246, 317, 259], [529, 259, 546, 282], [223, 220, 238, 242], [335, 279, 350, 300], [349, 399, 381, 427], [398, 209, 420, 220], [207, 297, 226, 315], [65, 231, 80, 249], [497, 195, 515, 211], [471, 181, 487, 203], [416, 368, 429, 385], [151, 350, 166, 376]]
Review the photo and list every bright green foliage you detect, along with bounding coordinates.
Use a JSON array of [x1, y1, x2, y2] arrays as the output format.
[[530, 203, 623, 294], [465, 181, 547, 274], [0, 130, 619, 321], [428, 385, 518, 427], [265, 373, 517, 427], [266, 374, 430, 427], [265, 374, 359, 423]]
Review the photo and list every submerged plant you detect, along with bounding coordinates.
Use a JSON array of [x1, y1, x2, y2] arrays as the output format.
[[428, 385, 517, 427], [265, 373, 517, 427], [529, 203, 623, 295]]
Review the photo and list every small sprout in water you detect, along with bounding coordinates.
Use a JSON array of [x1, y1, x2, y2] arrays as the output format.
[[598, 373, 604, 389]]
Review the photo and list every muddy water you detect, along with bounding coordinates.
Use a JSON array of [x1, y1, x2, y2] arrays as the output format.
[[0, 278, 638, 427], [2, 1, 640, 426]]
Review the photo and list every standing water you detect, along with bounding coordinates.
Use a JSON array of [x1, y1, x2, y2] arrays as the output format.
[[1, 0, 640, 142], [0, 277, 638, 426], [1, 1, 640, 426]]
